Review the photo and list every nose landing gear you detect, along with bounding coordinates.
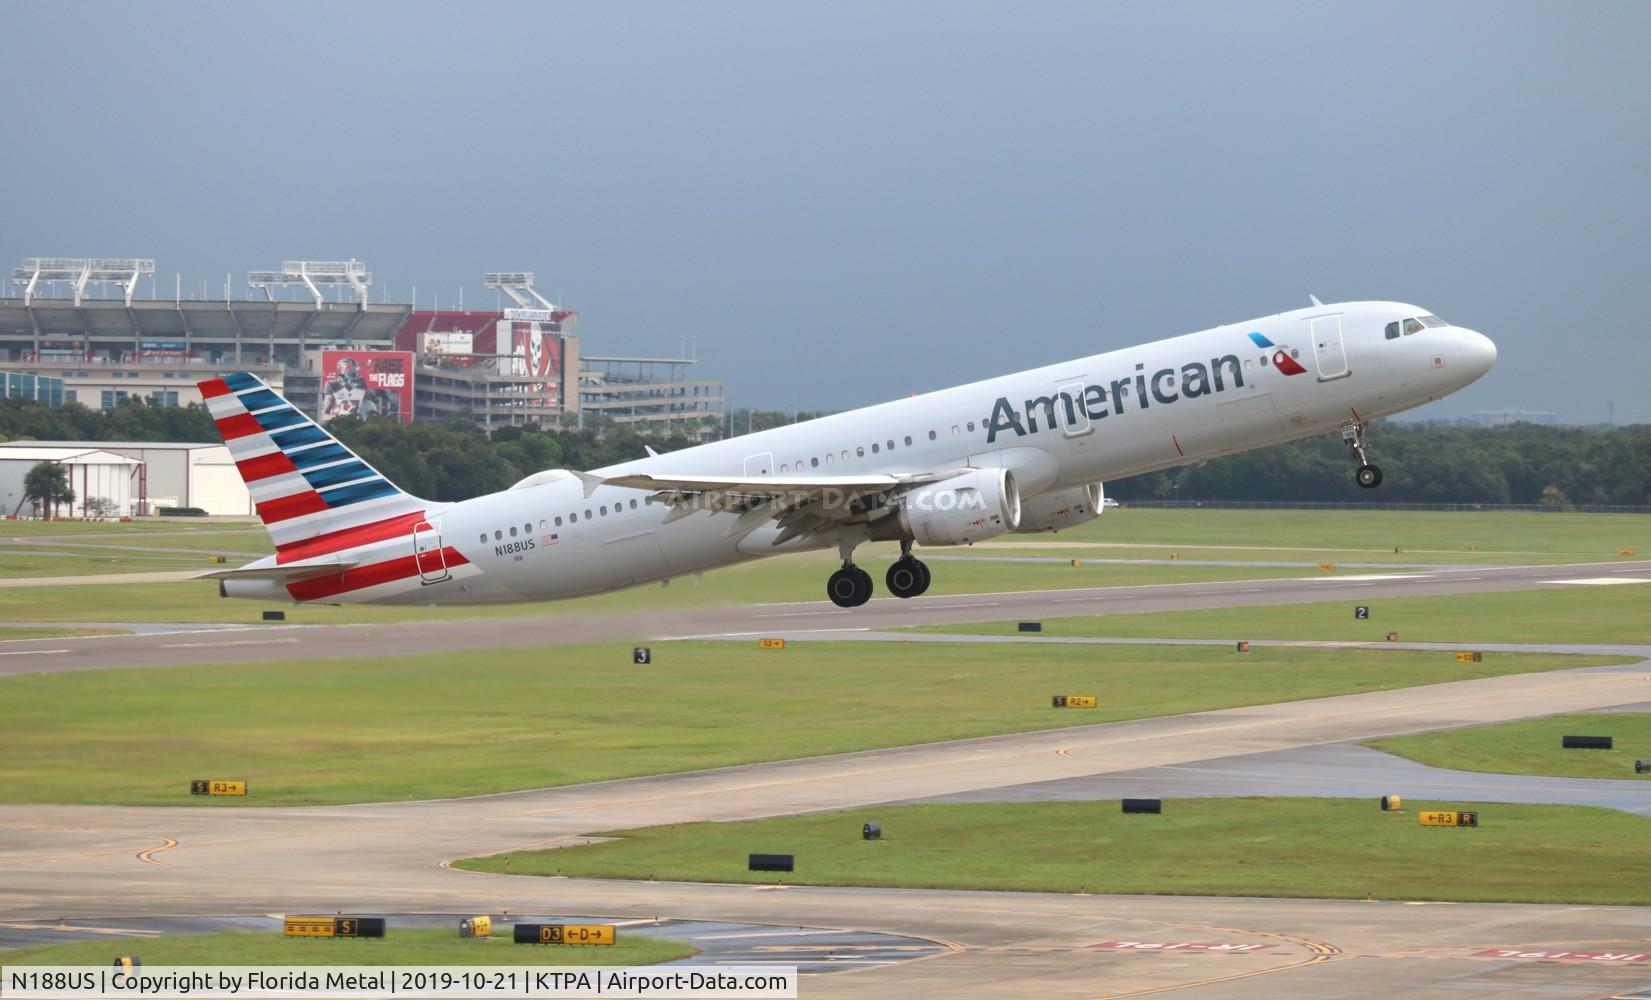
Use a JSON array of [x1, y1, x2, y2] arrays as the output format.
[[1342, 421, 1383, 489]]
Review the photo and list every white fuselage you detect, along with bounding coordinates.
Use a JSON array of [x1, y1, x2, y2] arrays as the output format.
[[238, 300, 1496, 605]]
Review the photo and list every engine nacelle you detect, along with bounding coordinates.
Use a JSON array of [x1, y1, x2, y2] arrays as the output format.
[[873, 468, 1021, 546], [1013, 482, 1104, 533]]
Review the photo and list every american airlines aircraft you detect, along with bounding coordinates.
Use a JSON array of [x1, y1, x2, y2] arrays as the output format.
[[201, 300, 1495, 609]]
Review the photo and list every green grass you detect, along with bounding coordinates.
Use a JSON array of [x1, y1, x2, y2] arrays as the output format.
[[1372, 713, 1651, 780], [1056, 508, 1651, 562], [0, 641, 1627, 806], [456, 798, 1651, 905], [916, 584, 1651, 645], [0, 928, 692, 969]]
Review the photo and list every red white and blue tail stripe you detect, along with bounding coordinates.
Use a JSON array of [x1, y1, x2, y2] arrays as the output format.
[[200, 372, 426, 549], [198, 372, 482, 604]]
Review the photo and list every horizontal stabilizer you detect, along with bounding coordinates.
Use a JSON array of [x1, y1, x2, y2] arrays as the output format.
[[195, 557, 361, 583]]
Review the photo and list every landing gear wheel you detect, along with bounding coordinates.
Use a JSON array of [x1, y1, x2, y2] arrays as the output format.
[[852, 566, 873, 602], [886, 557, 930, 599], [827, 566, 873, 608], [1356, 464, 1383, 489]]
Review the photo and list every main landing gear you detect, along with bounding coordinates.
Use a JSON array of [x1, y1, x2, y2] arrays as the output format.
[[1342, 420, 1383, 489], [825, 540, 931, 608], [885, 541, 931, 600]]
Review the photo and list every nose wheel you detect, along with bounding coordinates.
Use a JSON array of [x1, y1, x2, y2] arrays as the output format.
[[1342, 421, 1383, 490]]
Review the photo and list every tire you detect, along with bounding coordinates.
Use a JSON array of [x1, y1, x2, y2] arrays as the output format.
[[851, 566, 874, 605], [886, 559, 922, 599], [827, 568, 865, 608], [1356, 464, 1383, 489], [911, 558, 932, 596]]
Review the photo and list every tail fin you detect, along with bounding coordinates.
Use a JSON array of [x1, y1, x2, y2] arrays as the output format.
[[199, 372, 427, 549]]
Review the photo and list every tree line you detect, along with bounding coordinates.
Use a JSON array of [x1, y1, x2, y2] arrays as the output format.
[[1, 397, 1646, 507]]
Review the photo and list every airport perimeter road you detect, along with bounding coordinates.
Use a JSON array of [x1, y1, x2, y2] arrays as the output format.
[[3, 557, 1649, 674], [3, 659, 1649, 997]]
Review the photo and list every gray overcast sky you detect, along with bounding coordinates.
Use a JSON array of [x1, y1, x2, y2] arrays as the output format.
[[3, 2, 1647, 422]]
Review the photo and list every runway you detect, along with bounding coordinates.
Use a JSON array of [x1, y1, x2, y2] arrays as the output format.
[[4, 652, 1649, 996], [2, 556, 1649, 675]]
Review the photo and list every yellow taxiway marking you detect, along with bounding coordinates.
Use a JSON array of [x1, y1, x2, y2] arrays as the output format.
[[136, 838, 178, 866]]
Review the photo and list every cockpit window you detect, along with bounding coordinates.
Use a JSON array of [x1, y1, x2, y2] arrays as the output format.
[[1402, 317, 1424, 336], [1419, 314, 1446, 328], [1385, 321, 1400, 340]]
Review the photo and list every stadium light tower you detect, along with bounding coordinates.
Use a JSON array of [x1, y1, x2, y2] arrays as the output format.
[[13, 257, 155, 306], [483, 272, 557, 311], [248, 259, 372, 307]]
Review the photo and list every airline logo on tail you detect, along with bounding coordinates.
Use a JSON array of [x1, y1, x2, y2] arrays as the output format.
[[1246, 332, 1308, 376], [199, 373, 476, 603]]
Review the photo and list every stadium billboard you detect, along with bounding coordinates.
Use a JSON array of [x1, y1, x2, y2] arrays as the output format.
[[320, 349, 413, 424]]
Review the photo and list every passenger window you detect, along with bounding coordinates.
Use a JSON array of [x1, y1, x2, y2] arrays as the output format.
[[494, 530, 502, 541], [570, 513, 577, 523], [538, 520, 546, 531], [1403, 318, 1423, 335], [479, 534, 486, 543], [841, 450, 849, 461], [951, 425, 960, 435], [967, 421, 975, 432], [871, 443, 879, 453], [905, 435, 913, 446], [600, 505, 607, 516], [585, 509, 593, 519], [780, 463, 789, 473], [826, 453, 834, 464], [1385, 321, 1400, 340], [857, 446, 865, 457], [811, 457, 819, 467], [510, 526, 518, 537], [525, 523, 531, 533], [555, 516, 563, 526], [630, 499, 638, 509], [1261, 354, 1269, 366], [928, 430, 937, 441], [887, 439, 895, 450]]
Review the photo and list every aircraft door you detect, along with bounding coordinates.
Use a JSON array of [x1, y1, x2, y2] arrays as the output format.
[[412, 520, 449, 583], [1310, 315, 1350, 380], [743, 452, 774, 477]]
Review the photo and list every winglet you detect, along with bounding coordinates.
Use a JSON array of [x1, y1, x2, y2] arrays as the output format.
[[572, 470, 604, 497], [1309, 294, 1323, 307], [644, 445, 660, 458]]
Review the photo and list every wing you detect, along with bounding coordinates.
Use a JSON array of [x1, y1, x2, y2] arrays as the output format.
[[592, 470, 953, 544]]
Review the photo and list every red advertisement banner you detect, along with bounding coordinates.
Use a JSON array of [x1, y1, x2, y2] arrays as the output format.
[[320, 350, 413, 424]]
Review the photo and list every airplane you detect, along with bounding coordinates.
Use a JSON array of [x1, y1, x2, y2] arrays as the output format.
[[199, 299, 1496, 609]]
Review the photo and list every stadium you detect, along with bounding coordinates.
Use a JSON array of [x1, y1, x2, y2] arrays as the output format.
[[0, 257, 724, 435]]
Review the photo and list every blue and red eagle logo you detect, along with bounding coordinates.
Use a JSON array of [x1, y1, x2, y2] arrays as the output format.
[[1248, 332, 1308, 376]]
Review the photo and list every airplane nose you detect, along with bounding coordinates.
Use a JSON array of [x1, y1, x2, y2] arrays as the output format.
[[1457, 327, 1497, 380]]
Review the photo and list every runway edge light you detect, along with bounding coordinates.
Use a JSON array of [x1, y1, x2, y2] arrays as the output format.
[[1381, 795, 1402, 812]]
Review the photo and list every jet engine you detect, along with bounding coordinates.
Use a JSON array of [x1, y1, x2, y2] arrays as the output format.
[[872, 468, 1021, 547], [1013, 482, 1104, 533]]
